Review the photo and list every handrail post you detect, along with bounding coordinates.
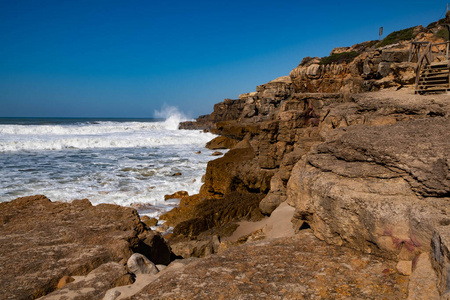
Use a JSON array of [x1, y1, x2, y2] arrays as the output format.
[[409, 43, 414, 62], [447, 41, 449, 60]]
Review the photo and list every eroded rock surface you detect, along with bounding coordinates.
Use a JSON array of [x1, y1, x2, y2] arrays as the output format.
[[287, 115, 449, 294], [128, 231, 409, 299], [40, 262, 133, 300], [0, 195, 169, 299]]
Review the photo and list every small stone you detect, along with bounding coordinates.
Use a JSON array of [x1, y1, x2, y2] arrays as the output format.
[[141, 216, 158, 227], [127, 253, 159, 275], [156, 223, 169, 233], [396, 260, 412, 276], [57, 276, 75, 289], [211, 151, 223, 156], [103, 289, 121, 300], [196, 151, 201, 154]]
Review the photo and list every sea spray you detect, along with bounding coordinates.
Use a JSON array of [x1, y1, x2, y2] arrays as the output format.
[[154, 105, 192, 130]]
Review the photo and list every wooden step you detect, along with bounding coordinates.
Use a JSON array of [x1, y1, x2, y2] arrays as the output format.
[[417, 85, 450, 90], [430, 61, 449, 65], [415, 60, 450, 94], [416, 88, 450, 94], [420, 73, 449, 79], [421, 67, 449, 72], [419, 78, 449, 84], [422, 68, 449, 73], [418, 81, 449, 86], [428, 62, 449, 68], [419, 81, 449, 85]]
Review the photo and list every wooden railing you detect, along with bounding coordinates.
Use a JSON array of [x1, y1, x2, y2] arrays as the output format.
[[414, 42, 433, 91], [409, 41, 449, 63]]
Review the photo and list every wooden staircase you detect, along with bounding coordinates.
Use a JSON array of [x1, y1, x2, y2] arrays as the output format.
[[415, 62, 450, 94]]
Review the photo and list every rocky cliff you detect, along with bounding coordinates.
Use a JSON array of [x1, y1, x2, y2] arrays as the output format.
[[172, 19, 450, 298]]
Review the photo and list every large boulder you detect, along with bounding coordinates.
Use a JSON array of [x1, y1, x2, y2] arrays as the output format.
[[127, 253, 159, 275], [172, 191, 264, 239], [286, 116, 450, 293], [200, 141, 273, 197], [205, 136, 237, 150]]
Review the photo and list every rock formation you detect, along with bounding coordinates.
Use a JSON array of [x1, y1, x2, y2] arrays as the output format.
[[0, 195, 172, 299], [171, 18, 450, 297], [127, 231, 409, 299]]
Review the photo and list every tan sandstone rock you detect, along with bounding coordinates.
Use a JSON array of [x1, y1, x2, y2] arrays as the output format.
[[127, 231, 408, 299], [0, 195, 171, 299], [396, 261, 412, 276], [164, 190, 189, 201]]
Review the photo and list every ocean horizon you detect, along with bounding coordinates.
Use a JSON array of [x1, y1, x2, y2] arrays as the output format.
[[0, 116, 164, 125]]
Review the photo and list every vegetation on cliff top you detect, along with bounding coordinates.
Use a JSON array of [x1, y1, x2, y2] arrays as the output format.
[[377, 26, 418, 48], [319, 51, 360, 65]]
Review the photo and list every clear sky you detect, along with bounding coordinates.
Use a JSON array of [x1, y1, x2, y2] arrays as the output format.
[[0, 0, 448, 118]]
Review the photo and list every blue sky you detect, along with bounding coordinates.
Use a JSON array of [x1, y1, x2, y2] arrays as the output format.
[[0, 0, 448, 118]]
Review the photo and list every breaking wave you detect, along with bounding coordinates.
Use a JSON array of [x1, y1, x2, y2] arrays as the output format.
[[0, 113, 209, 152]]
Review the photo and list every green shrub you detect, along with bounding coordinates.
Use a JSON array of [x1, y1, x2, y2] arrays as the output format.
[[365, 40, 379, 48], [377, 27, 417, 48], [436, 28, 449, 40], [319, 51, 360, 65]]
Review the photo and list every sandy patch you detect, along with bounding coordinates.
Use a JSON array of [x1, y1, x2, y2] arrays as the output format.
[[223, 202, 295, 242]]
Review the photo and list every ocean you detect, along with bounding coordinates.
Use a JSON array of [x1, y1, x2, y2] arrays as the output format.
[[0, 114, 217, 218]]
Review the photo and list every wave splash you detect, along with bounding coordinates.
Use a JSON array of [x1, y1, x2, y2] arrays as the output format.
[[154, 106, 192, 130]]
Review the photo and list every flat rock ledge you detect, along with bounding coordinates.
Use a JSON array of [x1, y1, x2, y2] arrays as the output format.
[[128, 231, 408, 299]]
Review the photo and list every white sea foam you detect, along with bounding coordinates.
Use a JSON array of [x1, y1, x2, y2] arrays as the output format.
[[0, 121, 213, 152], [0, 113, 220, 219]]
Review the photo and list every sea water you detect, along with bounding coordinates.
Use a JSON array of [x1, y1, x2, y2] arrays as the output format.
[[0, 114, 217, 218]]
